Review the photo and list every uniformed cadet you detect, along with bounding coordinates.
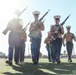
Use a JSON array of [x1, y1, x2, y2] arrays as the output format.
[[63, 25, 76, 62], [3, 9, 23, 65], [50, 15, 64, 64], [29, 11, 45, 64], [44, 31, 52, 62]]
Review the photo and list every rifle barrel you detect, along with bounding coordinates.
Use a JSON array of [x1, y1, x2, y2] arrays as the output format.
[[18, 6, 28, 17]]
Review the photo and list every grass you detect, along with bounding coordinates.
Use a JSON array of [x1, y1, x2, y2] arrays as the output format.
[[0, 58, 76, 75]]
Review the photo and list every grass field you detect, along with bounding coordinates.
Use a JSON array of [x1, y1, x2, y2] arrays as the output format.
[[0, 58, 76, 75]]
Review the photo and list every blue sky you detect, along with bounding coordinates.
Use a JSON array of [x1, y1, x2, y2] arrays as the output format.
[[0, 0, 76, 55]]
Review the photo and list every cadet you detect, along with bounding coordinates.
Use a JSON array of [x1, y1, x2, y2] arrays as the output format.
[[29, 11, 45, 64], [44, 31, 52, 62], [63, 25, 76, 62], [3, 9, 23, 65], [50, 15, 64, 64]]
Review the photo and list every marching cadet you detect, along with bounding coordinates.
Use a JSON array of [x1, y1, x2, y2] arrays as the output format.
[[29, 11, 45, 64], [44, 31, 52, 62], [3, 9, 23, 65], [63, 25, 76, 62], [50, 15, 64, 64]]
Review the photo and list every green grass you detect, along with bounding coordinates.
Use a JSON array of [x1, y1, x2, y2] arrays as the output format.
[[0, 58, 76, 75]]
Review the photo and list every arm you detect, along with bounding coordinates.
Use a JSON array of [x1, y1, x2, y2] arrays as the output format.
[[50, 25, 55, 35], [59, 26, 64, 35], [21, 30, 27, 42], [29, 23, 34, 32], [2, 20, 12, 35], [44, 38, 48, 44], [72, 33, 76, 41], [62, 34, 66, 46], [40, 22, 45, 31]]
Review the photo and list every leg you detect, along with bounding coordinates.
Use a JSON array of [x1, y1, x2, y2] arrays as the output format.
[[46, 44, 50, 61], [66, 42, 73, 62], [31, 38, 37, 63], [20, 40, 25, 62], [46, 44, 52, 62], [57, 38, 62, 62], [14, 32, 21, 64], [51, 41, 56, 63], [6, 33, 15, 65], [36, 38, 41, 63], [8, 46, 14, 61]]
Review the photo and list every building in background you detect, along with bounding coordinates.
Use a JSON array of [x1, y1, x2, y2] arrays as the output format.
[[0, 52, 6, 58]]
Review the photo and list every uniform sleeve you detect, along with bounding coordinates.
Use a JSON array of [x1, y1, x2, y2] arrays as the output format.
[[62, 34, 66, 43]]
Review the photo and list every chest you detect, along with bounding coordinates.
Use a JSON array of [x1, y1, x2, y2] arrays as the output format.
[[53, 25, 60, 31], [66, 33, 73, 38]]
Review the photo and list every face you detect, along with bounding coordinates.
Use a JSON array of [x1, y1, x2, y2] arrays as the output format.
[[67, 28, 70, 32], [34, 14, 39, 20], [55, 19, 60, 24]]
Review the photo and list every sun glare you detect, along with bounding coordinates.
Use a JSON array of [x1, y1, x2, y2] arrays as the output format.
[[0, 0, 22, 24]]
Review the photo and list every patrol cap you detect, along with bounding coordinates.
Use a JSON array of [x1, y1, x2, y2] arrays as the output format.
[[66, 25, 71, 29], [32, 11, 40, 15], [54, 15, 61, 20]]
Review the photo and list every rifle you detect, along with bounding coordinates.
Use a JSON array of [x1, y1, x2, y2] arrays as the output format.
[[42, 19, 46, 23], [18, 6, 28, 17], [23, 21, 31, 32], [52, 14, 71, 41], [2, 6, 28, 35], [28, 9, 50, 38]]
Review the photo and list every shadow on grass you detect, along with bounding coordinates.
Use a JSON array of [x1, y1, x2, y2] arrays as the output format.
[[3, 62, 76, 75]]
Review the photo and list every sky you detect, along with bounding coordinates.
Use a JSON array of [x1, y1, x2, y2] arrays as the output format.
[[0, 0, 76, 55]]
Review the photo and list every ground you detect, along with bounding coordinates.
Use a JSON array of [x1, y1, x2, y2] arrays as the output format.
[[0, 58, 76, 75]]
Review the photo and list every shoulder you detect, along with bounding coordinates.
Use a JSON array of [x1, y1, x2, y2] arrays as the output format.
[[70, 33, 75, 36], [64, 33, 67, 37], [31, 21, 34, 25], [70, 32, 74, 35]]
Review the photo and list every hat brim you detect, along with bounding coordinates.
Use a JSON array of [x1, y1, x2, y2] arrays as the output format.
[[34, 14, 39, 15], [55, 18, 60, 20]]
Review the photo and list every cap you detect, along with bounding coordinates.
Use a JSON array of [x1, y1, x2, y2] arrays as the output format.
[[66, 25, 71, 29], [54, 15, 61, 20], [32, 11, 40, 15], [14, 9, 20, 16]]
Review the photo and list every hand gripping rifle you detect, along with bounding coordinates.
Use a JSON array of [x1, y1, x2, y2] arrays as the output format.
[[28, 9, 50, 38], [2, 6, 28, 35], [52, 14, 71, 41]]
